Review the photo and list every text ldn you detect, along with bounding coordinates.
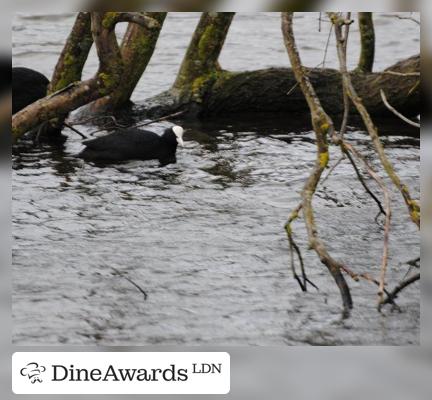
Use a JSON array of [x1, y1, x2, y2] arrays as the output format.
[[52, 364, 189, 382], [192, 363, 222, 374]]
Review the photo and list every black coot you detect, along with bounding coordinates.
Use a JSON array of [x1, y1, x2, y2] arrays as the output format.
[[79, 125, 185, 166], [12, 67, 49, 114]]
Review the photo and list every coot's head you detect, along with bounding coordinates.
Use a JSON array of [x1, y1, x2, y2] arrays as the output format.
[[172, 125, 184, 146], [163, 125, 184, 147]]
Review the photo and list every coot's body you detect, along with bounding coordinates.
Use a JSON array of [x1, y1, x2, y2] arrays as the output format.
[[79, 126, 185, 166], [12, 67, 49, 114]]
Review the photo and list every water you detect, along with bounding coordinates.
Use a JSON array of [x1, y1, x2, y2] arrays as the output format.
[[12, 13, 420, 345]]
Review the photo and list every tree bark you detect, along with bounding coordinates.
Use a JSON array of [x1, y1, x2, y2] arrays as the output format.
[[90, 12, 166, 112], [172, 12, 235, 102], [282, 11, 353, 314], [48, 12, 93, 94], [357, 12, 375, 73], [12, 12, 124, 141], [142, 54, 420, 119]]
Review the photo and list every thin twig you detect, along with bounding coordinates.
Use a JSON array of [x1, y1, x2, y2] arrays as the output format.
[[33, 121, 49, 144], [133, 110, 186, 128], [338, 12, 351, 139], [381, 71, 420, 77], [392, 15, 420, 25], [344, 143, 392, 304], [69, 115, 123, 126], [286, 24, 333, 96], [344, 147, 386, 217], [87, 110, 186, 136], [340, 265, 401, 311], [380, 89, 420, 128], [63, 122, 88, 139], [406, 256, 420, 268], [111, 267, 148, 301], [320, 154, 345, 185], [380, 272, 420, 307]]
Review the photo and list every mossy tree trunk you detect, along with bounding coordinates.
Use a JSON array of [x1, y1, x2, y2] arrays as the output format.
[[48, 12, 94, 94], [44, 12, 94, 136], [357, 12, 375, 73], [143, 54, 420, 119], [172, 12, 235, 102], [90, 12, 167, 112], [12, 12, 159, 141]]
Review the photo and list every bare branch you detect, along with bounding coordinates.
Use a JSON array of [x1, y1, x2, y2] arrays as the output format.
[[329, 12, 420, 229], [380, 273, 420, 307], [380, 89, 420, 128], [282, 12, 353, 314], [382, 71, 420, 77], [344, 143, 392, 304], [393, 14, 420, 25]]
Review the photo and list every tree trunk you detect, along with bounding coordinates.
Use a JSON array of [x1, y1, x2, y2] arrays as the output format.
[[12, 12, 163, 142], [142, 54, 420, 119], [48, 12, 93, 94], [90, 12, 167, 112], [357, 12, 375, 73], [172, 12, 235, 102], [12, 12, 124, 141]]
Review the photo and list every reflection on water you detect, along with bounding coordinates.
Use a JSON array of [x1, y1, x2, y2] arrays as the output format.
[[12, 13, 420, 345]]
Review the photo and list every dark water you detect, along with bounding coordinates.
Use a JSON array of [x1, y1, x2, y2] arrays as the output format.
[[12, 13, 420, 345]]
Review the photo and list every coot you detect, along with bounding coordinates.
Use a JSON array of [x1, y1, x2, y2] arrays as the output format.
[[12, 67, 49, 114], [79, 126, 185, 166]]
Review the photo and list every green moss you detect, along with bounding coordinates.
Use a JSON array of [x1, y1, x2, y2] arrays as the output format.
[[319, 151, 329, 168], [198, 25, 217, 60], [411, 209, 420, 223], [98, 72, 121, 96], [320, 122, 330, 133], [102, 12, 118, 29]]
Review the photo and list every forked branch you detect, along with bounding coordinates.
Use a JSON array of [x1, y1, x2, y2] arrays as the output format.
[[329, 12, 420, 228], [282, 12, 353, 314]]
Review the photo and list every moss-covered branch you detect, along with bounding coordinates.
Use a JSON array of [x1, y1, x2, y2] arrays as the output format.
[[49, 12, 93, 93], [91, 12, 166, 112], [329, 12, 420, 228], [12, 12, 124, 141], [282, 12, 353, 314], [102, 12, 162, 31], [172, 12, 235, 101], [357, 12, 375, 73]]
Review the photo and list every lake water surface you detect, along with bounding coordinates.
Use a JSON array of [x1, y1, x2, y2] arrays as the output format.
[[12, 13, 420, 345]]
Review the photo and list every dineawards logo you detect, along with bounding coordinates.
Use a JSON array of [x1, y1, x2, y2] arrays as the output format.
[[20, 362, 47, 384], [52, 362, 189, 382], [12, 352, 230, 394]]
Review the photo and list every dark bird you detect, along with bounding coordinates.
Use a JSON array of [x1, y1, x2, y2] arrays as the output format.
[[78, 125, 185, 166], [12, 67, 49, 114]]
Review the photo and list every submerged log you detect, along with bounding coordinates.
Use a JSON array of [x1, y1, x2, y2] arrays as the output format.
[[142, 54, 420, 119]]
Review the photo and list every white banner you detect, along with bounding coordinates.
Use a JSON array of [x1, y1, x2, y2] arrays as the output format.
[[12, 352, 230, 394]]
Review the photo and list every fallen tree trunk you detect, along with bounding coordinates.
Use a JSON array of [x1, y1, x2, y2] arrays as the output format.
[[142, 54, 420, 118]]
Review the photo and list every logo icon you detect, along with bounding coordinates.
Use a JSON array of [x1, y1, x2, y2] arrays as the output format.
[[20, 362, 46, 384]]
